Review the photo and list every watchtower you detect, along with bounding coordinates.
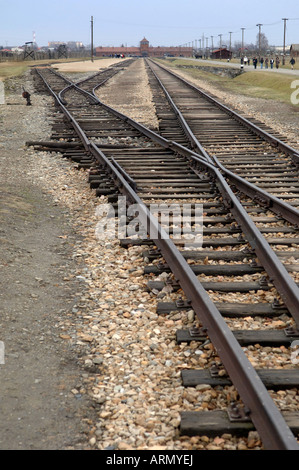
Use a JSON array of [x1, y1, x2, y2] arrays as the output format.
[[57, 44, 67, 59], [140, 37, 149, 57], [24, 42, 35, 60]]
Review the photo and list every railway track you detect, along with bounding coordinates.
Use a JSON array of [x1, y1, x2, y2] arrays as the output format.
[[32, 59, 135, 97], [30, 63, 299, 450], [145, 59, 299, 208]]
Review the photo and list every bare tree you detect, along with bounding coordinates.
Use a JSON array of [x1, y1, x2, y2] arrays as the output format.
[[256, 32, 269, 55], [233, 41, 256, 57]]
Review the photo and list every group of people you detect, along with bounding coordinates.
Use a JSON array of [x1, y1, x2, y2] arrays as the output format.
[[241, 55, 296, 70]]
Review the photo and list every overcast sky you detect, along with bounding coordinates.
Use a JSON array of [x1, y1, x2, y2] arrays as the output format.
[[0, 0, 298, 48]]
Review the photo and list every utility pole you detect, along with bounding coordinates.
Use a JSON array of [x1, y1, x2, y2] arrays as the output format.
[[282, 18, 288, 65], [91, 16, 94, 62], [241, 28, 245, 57], [256, 23, 262, 58], [228, 32, 232, 54], [218, 34, 222, 59], [211, 35, 214, 54]]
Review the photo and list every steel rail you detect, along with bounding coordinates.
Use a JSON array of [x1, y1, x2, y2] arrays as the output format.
[[144, 63, 299, 312], [36, 66, 299, 325], [147, 59, 299, 161], [79, 63, 299, 328], [168, 140, 299, 327], [74, 58, 136, 91], [144, 59, 214, 165], [143, 61, 299, 323], [90, 141, 299, 451], [214, 155, 299, 226], [145, 58, 299, 226], [35, 68, 299, 449], [47, 67, 299, 327], [75, 69, 118, 88], [43, 66, 74, 87]]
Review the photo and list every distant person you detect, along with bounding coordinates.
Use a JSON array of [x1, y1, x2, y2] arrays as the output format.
[[290, 57, 296, 70], [265, 57, 269, 69], [275, 56, 280, 69], [260, 57, 264, 69], [248, 58, 250, 65], [270, 58, 274, 69], [244, 56, 248, 65], [253, 57, 258, 69]]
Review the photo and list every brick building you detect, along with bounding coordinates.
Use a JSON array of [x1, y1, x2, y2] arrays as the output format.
[[96, 37, 193, 58], [210, 48, 232, 60]]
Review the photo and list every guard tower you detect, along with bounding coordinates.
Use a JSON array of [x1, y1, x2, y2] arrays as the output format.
[[140, 37, 149, 57], [23, 42, 35, 60], [57, 44, 67, 59]]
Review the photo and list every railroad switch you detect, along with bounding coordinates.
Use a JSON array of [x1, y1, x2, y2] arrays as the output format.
[[22, 88, 32, 106]]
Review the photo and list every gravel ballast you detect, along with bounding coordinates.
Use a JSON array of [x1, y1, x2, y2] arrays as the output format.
[[0, 60, 298, 451]]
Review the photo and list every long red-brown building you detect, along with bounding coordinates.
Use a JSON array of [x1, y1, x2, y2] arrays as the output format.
[[96, 37, 193, 58]]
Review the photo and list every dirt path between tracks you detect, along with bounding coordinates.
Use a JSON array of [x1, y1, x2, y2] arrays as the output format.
[[0, 72, 97, 450]]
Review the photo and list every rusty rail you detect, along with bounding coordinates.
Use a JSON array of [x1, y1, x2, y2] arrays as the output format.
[[34, 67, 299, 449], [147, 58, 299, 161]]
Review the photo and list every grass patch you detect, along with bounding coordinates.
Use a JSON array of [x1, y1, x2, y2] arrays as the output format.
[[158, 58, 234, 69], [0, 56, 97, 81], [229, 72, 295, 102], [157, 58, 297, 105], [0, 62, 30, 80]]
